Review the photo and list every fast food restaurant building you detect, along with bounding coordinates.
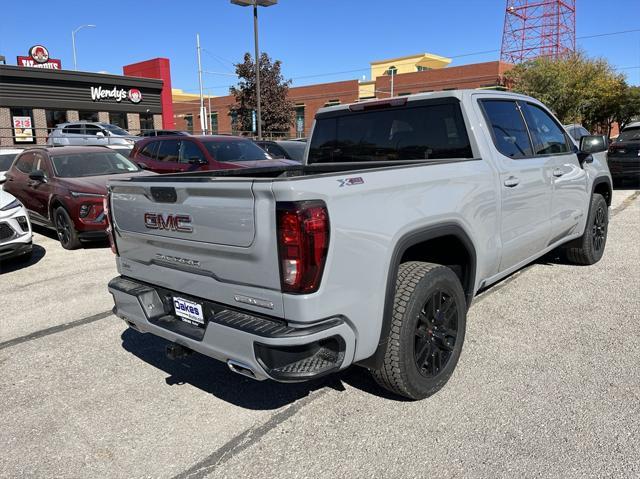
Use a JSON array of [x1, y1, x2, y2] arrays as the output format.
[[0, 56, 171, 147]]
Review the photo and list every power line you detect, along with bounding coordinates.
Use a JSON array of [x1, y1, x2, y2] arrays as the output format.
[[177, 27, 640, 94]]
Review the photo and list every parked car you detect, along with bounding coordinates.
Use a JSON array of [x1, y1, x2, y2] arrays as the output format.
[[107, 90, 611, 400], [47, 122, 139, 147], [255, 140, 306, 162], [3, 146, 153, 249], [564, 124, 591, 142], [0, 148, 24, 183], [0, 187, 32, 261], [608, 123, 640, 183], [105, 144, 134, 158], [130, 135, 298, 174], [140, 130, 191, 137]]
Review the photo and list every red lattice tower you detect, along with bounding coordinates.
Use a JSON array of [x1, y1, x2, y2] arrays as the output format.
[[500, 0, 576, 63]]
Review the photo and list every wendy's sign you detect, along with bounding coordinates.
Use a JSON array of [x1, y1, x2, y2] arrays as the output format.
[[17, 45, 62, 70]]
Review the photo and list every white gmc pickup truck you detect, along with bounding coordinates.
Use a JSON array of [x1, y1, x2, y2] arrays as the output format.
[[107, 90, 612, 400]]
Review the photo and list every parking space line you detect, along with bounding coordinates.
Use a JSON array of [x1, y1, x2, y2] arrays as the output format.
[[0, 310, 113, 351], [171, 388, 330, 479], [612, 190, 640, 216]]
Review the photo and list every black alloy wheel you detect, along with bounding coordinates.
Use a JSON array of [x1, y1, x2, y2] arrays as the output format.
[[55, 209, 71, 246], [54, 207, 81, 250], [414, 290, 458, 378], [592, 204, 607, 254]]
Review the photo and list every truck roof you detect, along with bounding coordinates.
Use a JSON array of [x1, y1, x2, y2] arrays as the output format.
[[316, 89, 534, 116]]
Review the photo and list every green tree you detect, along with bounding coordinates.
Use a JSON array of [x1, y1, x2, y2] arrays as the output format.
[[614, 85, 640, 130], [229, 53, 294, 136], [505, 52, 629, 134]]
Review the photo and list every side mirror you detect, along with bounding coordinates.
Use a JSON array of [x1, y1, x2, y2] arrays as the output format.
[[137, 162, 148, 170], [96, 131, 105, 138], [188, 157, 207, 165], [579, 135, 607, 154], [0, 172, 6, 184], [29, 169, 46, 182]]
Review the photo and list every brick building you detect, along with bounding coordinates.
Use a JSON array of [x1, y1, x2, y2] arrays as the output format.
[[172, 56, 513, 138], [0, 64, 166, 147]]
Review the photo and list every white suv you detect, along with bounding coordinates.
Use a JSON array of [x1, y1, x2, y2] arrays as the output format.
[[0, 187, 33, 261], [47, 122, 139, 147]]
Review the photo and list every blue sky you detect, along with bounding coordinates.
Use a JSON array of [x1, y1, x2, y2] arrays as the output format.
[[1, 0, 639, 93]]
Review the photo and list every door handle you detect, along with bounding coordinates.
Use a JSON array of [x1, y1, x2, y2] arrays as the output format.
[[552, 168, 564, 177], [504, 176, 520, 188]]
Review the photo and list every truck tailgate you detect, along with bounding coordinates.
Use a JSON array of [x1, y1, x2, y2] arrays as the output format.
[[108, 178, 284, 315]]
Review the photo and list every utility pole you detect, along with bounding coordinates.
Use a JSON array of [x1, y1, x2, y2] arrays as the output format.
[[196, 33, 207, 134], [390, 69, 395, 97]]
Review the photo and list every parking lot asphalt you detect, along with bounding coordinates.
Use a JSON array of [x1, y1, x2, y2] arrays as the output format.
[[1, 188, 639, 478]]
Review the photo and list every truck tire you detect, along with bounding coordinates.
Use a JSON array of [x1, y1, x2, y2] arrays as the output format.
[[54, 207, 81, 250], [564, 193, 608, 265], [371, 261, 467, 400]]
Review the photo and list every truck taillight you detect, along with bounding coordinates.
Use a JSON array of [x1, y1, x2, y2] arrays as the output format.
[[276, 201, 330, 294], [103, 194, 118, 255]]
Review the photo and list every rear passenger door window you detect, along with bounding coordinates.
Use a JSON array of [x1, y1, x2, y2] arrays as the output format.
[[139, 141, 159, 159], [179, 140, 205, 164], [521, 103, 572, 155], [156, 140, 180, 162], [480, 100, 533, 158]]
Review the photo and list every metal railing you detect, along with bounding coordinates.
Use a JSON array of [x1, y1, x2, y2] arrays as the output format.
[[0, 126, 304, 148]]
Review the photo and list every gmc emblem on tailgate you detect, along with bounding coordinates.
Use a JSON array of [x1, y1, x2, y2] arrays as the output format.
[[144, 213, 193, 232]]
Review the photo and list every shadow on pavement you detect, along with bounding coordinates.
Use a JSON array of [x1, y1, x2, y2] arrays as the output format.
[[121, 327, 354, 410], [32, 224, 109, 249], [0, 244, 46, 274], [613, 178, 640, 190]]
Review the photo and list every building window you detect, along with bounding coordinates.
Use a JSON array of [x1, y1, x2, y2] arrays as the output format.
[[209, 112, 218, 134], [139, 113, 154, 132], [324, 99, 340, 107], [45, 110, 67, 132], [295, 105, 305, 137], [416, 66, 431, 72], [230, 111, 238, 135], [109, 112, 129, 130], [10, 108, 35, 144], [385, 66, 398, 76], [79, 111, 99, 122], [184, 114, 194, 133]]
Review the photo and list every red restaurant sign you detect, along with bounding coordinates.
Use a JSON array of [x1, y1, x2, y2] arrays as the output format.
[[17, 45, 62, 70]]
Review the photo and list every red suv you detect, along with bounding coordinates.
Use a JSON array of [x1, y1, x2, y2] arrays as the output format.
[[3, 146, 153, 249], [130, 135, 298, 173]]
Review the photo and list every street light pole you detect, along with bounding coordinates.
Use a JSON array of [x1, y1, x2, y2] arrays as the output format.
[[231, 0, 277, 140], [71, 24, 96, 71], [253, 2, 262, 140]]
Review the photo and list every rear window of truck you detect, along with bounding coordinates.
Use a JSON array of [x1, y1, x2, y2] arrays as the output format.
[[308, 102, 473, 164]]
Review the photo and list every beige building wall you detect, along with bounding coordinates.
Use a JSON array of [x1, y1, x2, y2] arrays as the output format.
[[32, 108, 47, 145], [0, 108, 12, 147], [127, 113, 141, 135], [67, 110, 79, 122], [153, 114, 163, 130], [98, 111, 110, 123], [370, 53, 452, 80]]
